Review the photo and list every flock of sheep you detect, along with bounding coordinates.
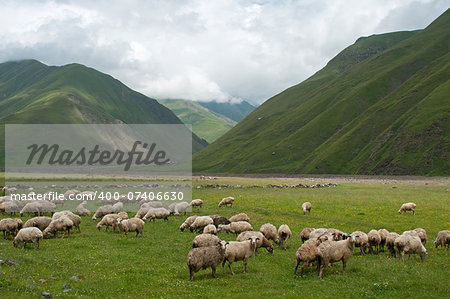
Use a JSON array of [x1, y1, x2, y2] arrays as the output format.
[[0, 191, 449, 282]]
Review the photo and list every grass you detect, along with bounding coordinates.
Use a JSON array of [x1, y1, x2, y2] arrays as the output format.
[[0, 177, 449, 298]]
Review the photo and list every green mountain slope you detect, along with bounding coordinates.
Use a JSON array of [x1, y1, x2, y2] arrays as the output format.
[[0, 60, 208, 167], [159, 99, 236, 143], [198, 100, 255, 122], [193, 9, 450, 175]]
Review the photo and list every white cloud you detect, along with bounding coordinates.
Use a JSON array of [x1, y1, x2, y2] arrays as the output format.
[[0, 0, 447, 104]]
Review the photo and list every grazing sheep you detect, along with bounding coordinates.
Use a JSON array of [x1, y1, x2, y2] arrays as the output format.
[[218, 221, 253, 235], [23, 216, 52, 231], [294, 235, 329, 277], [76, 202, 91, 216], [64, 189, 80, 200], [213, 216, 231, 228], [2, 200, 20, 215], [218, 196, 234, 207], [142, 208, 170, 221], [278, 224, 292, 250], [378, 229, 389, 251], [229, 213, 250, 222], [97, 214, 121, 232], [43, 216, 73, 238], [190, 199, 203, 208], [140, 200, 163, 209], [117, 218, 144, 237], [0, 218, 23, 239], [190, 216, 214, 233], [174, 202, 191, 216], [203, 224, 217, 235], [414, 228, 427, 245], [368, 230, 381, 254], [209, 215, 221, 221], [112, 202, 123, 213], [434, 230, 450, 249], [117, 211, 128, 219], [398, 202, 416, 215], [300, 227, 315, 243], [350, 231, 369, 255], [20, 202, 41, 216], [222, 236, 259, 275], [180, 216, 198, 232], [302, 202, 312, 215], [135, 204, 151, 219], [52, 211, 82, 233], [237, 231, 273, 254], [394, 234, 427, 261], [187, 240, 228, 281], [308, 228, 327, 240], [13, 227, 43, 249], [92, 205, 115, 221], [386, 232, 400, 257], [317, 235, 356, 279], [260, 223, 280, 245], [192, 234, 221, 248]]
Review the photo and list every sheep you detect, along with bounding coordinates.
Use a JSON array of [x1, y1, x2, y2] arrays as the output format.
[[174, 202, 191, 216], [193, 234, 221, 248], [386, 232, 400, 257], [190, 216, 214, 233], [350, 231, 369, 255], [317, 235, 356, 279], [180, 216, 198, 232], [190, 199, 203, 208], [0, 218, 23, 239], [378, 229, 389, 251], [300, 227, 315, 243], [222, 236, 259, 275], [117, 211, 128, 219], [43, 216, 73, 238], [140, 200, 163, 209], [203, 224, 217, 235], [294, 235, 329, 277], [76, 201, 91, 216], [187, 240, 228, 281], [20, 202, 41, 216], [52, 210, 82, 233], [229, 213, 250, 222], [259, 223, 280, 245], [308, 228, 327, 240], [237, 231, 273, 254], [64, 189, 80, 200], [112, 202, 123, 213], [218, 196, 234, 207], [414, 228, 427, 245], [434, 230, 450, 249], [218, 221, 253, 235], [213, 216, 230, 228], [398, 202, 416, 215], [97, 214, 121, 232], [117, 218, 144, 237], [2, 200, 20, 215], [13, 227, 43, 249], [302, 202, 312, 215], [23, 216, 52, 231], [142, 208, 170, 222], [209, 215, 221, 221], [368, 230, 381, 254], [92, 205, 115, 221], [135, 204, 151, 219], [39, 201, 56, 215], [394, 234, 427, 261], [278, 224, 292, 250]]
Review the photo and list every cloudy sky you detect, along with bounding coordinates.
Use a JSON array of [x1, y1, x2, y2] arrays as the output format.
[[0, 0, 447, 104]]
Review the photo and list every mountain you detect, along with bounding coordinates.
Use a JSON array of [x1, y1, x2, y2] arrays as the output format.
[[198, 100, 255, 122], [193, 9, 450, 175], [0, 60, 208, 167], [159, 99, 236, 143]]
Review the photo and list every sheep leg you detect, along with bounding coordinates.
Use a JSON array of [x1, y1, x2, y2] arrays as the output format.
[[228, 262, 235, 275], [243, 259, 247, 273], [222, 260, 226, 274], [294, 259, 300, 275], [300, 262, 308, 277], [189, 268, 194, 281], [211, 265, 216, 278], [318, 263, 324, 279], [135, 231, 139, 237], [342, 260, 346, 272]]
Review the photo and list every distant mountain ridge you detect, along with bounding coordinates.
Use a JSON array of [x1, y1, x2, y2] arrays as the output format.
[[198, 100, 255, 122], [193, 9, 450, 175]]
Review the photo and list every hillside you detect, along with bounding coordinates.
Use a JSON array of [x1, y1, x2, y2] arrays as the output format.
[[159, 99, 236, 143], [193, 9, 450, 175], [198, 100, 255, 122], [0, 60, 208, 167]]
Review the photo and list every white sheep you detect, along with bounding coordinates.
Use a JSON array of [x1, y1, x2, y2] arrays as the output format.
[[192, 234, 221, 248], [52, 210, 82, 233], [222, 235, 259, 275], [300, 227, 315, 243], [229, 213, 250, 222], [386, 232, 400, 256], [378, 228, 389, 251], [187, 240, 228, 281], [317, 235, 356, 279], [117, 218, 144, 237], [20, 202, 41, 216], [190, 216, 214, 233], [97, 214, 121, 232], [394, 234, 427, 261], [13, 227, 43, 249], [76, 201, 91, 216], [180, 216, 198, 232], [64, 189, 80, 200], [142, 208, 170, 221], [218, 221, 253, 235], [302, 202, 312, 215], [278, 224, 292, 250], [23, 216, 52, 231], [43, 216, 73, 238], [259, 223, 280, 245], [368, 230, 381, 254], [294, 235, 329, 277], [112, 202, 123, 213], [2, 200, 20, 214], [413, 228, 427, 245], [308, 228, 327, 240], [237, 231, 273, 254], [218, 196, 234, 207], [203, 224, 217, 235], [0, 218, 23, 239], [434, 230, 450, 249], [350, 231, 369, 255], [173, 202, 191, 216], [135, 204, 151, 219], [190, 199, 203, 208], [398, 202, 416, 215], [92, 205, 115, 221]]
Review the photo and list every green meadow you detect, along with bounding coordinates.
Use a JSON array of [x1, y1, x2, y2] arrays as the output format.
[[0, 177, 449, 298]]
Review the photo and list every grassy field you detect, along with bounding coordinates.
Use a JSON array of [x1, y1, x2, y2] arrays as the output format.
[[0, 177, 449, 298]]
